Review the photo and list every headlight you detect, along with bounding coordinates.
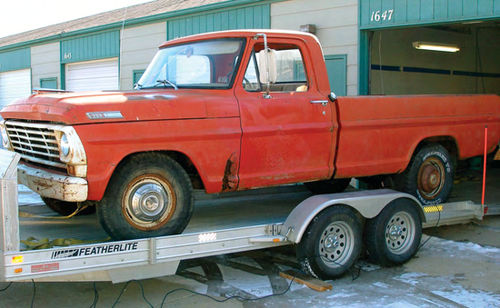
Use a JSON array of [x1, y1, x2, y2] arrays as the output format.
[[60, 133, 70, 157], [56, 127, 86, 165], [0, 121, 11, 149]]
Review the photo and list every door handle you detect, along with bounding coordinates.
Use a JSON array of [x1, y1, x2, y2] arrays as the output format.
[[310, 100, 328, 106]]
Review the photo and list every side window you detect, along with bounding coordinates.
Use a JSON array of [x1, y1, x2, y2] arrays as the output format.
[[243, 52, 262, 92], [242, 44, 308, 92]]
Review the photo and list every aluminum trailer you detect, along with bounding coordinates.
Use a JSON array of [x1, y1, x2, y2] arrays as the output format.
[[0, 150, 486, 282]]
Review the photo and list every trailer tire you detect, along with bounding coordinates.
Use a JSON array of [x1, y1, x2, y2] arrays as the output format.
[[364, 199, 422, 266], [41, 197, 96, 216], [304, 178, 351, 194], [397, 144, 454, 205], [297, 206, 362, 279], [97, 153, 193, 240]]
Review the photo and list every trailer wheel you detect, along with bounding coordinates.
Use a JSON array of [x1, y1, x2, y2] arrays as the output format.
[[97, 153, 193, 240], [365, 199, 422, 266], [297, 206, 362, 279], [304, 178, 351, 194], [41, 197, 96, 216], [397, 144, 454, 205]]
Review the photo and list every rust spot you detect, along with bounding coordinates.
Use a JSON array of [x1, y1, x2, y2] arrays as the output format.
[[32, 179, 53, 189], [221, 152, 238, 192]]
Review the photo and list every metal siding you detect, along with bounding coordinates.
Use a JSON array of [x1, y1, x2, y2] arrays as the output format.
[[167, 4, 270, 40], [434, 0, 448, 19], [0, 48, 30, 73], [360, 0, 500, 29], [60, 31, 120, 64]]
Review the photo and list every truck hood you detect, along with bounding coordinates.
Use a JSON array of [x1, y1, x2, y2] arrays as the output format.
[[0, 89, 238, 124]]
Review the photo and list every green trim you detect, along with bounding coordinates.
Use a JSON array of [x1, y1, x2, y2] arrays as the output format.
[[0, 47, 30, 72], [132, 69, 145, 85], [166, 3, 271, 40], [360, 16, 500, 30], [359, 0, 500, 30], [0, 0, 285, 53], [60, 30, 120, 64], [324, 54, 347, 96], [358, 31, 370, 95], [60, 64, 66, 90], [40, 77, 58, 89]]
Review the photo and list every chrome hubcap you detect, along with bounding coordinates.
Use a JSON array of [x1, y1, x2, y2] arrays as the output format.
[[130, 183, 168, 221], [319, 221, 354, 267], [385, 211, 415, 254], [124, 176, 175, 229]]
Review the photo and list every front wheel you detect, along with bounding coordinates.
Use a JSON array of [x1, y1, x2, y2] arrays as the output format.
[[364, 199, 422, 266], [97, 153, 194, 240], [297, 206, 362, 279]]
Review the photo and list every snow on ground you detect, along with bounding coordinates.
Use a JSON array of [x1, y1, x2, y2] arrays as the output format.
[[18, 184, 43, 206]]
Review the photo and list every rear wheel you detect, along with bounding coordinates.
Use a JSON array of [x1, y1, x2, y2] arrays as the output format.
[[396, 144, 454, 205], [297, 206, 362, 279], [304, 178, 351, 194], [364, 199, 422, 266], [97, 153, 193, 240], [41, 197, 96, 216]]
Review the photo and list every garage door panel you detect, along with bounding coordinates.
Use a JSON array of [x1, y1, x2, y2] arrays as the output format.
[[66, 58, 118, 92], [0, 69, 31, 110]]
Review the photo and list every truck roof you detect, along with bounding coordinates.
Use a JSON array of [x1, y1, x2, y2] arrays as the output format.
[[159, 29, 322, 49]]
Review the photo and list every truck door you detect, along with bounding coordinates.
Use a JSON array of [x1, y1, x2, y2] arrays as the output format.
[[235, 38, 335, 189]]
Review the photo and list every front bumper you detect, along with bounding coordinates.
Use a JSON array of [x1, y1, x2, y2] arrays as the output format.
[[18, 163, 88, 202]]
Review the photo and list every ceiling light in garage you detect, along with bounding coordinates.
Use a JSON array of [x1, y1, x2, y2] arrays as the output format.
[[412, 42, 460, 53]]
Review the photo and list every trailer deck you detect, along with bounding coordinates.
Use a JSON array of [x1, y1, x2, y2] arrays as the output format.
[[0, 150, 493, 283]]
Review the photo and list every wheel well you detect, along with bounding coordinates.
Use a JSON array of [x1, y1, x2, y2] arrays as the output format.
[[114, 151, 205, 190], [414, 136, 459, 165]]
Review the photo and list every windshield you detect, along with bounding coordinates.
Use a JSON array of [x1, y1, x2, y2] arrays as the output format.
[[137, 38, 245, 90]]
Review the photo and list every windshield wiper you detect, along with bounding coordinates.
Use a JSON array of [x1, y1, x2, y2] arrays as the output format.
[[155, 79, 178, 90]]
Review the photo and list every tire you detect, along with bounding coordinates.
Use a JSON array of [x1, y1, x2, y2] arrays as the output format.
[[97, 153, 194, 240], [396, 144, 454, 205], [41, 197, 96, 216], [304, 178, 351, 194], [364, 199, 422, 266], [297, 206, 362, 279]]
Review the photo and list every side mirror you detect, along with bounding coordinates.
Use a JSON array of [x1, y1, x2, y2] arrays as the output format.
[[328, 92, 337, 102], [257, 49, 277, 99]]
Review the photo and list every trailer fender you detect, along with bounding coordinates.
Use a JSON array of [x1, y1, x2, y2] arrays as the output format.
[[281, 189, 423, 243]]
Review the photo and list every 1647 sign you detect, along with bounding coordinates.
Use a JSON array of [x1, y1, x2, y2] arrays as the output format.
[[370, 9, 394, 22]]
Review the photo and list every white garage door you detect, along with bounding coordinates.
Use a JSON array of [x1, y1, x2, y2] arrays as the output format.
[[0, 69, 31, 111], [66, 58, 118, 91]]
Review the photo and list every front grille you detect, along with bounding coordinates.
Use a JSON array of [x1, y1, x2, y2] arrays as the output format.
[[5, 120, 66, 170]]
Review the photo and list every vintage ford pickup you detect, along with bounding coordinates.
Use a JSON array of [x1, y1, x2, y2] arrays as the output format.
[[1, 30, 499, 239]]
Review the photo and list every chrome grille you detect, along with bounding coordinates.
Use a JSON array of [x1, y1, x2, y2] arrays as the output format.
[[5, 121, 66, 169]]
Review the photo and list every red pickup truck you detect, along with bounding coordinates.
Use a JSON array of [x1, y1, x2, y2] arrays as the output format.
[[1, 30, 499, 240]]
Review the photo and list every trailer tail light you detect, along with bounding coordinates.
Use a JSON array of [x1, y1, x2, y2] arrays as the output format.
[[11, 255, 24, 264], [14, 268, 23, 274]]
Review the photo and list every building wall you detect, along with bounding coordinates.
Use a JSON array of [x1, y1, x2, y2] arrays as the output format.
[[30, 42, 60, 89], [120, 22, 167, 90], [271, 0, 359, 95], [370, 26, 500, 95]]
